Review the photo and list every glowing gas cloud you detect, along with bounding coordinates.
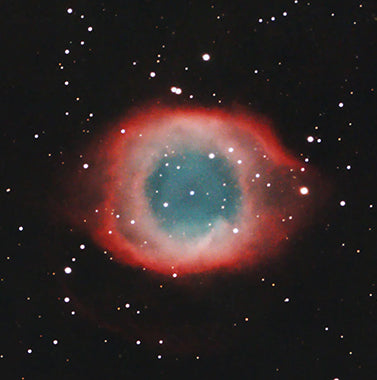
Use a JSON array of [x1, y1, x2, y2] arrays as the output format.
[[64, 106, 323, 275]]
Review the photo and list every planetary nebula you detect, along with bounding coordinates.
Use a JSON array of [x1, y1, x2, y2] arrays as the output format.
[[68, 106, 321, 275]]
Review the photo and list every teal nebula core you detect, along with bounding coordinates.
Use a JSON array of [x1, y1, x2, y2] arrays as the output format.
[[145, 150, 242, 238]]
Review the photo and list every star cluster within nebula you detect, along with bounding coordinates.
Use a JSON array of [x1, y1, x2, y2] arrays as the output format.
[[67, 106, 323, 276]]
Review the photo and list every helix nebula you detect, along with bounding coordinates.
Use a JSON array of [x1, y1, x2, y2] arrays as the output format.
[[66, 105, 322, 276]]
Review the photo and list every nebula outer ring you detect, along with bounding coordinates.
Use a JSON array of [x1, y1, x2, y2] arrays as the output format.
[[83, 106, 311, 275]]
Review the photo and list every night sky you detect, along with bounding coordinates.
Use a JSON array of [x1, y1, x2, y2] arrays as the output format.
[[2, 1, 377, 379]]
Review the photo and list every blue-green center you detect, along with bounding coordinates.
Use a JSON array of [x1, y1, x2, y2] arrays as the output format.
[[145, 150, 242, 238]]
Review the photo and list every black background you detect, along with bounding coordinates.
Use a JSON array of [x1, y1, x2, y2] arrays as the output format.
[[1, 1, 376, 379]]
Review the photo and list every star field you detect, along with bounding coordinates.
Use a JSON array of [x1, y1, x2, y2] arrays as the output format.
[[1, 1, 376, 379]]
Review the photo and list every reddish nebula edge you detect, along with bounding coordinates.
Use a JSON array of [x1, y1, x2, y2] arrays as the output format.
[[65, 105, 325, 276]]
